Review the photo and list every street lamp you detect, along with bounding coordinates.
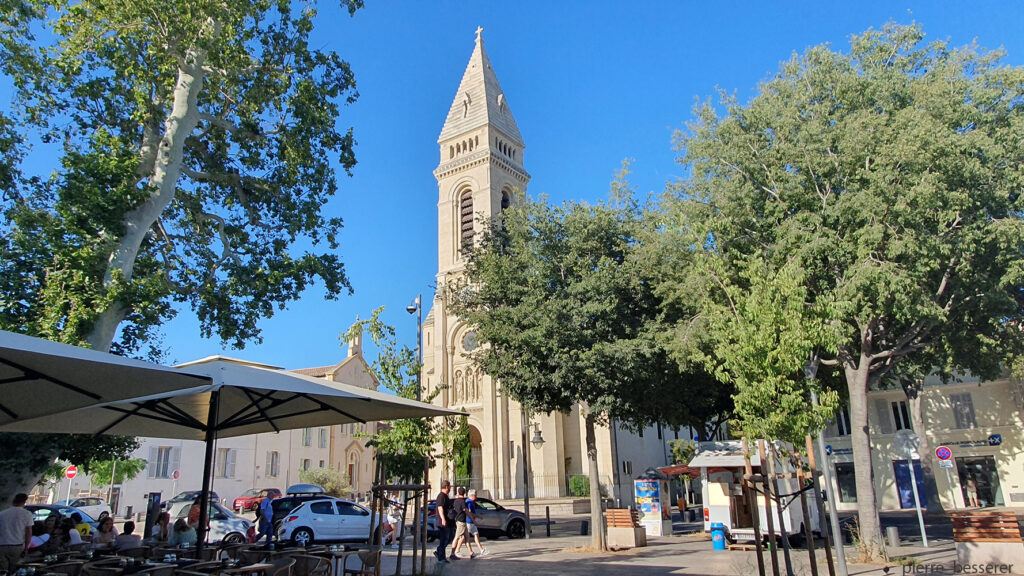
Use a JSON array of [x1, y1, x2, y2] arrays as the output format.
[[531, 423, 545, 448], [406, 294, 422, 401]]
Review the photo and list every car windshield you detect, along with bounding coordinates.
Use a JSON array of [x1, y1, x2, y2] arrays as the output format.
[[240, 489, 260, 497]]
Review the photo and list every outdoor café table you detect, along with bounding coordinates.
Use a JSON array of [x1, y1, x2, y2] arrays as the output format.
[[218, 562, 272, 576], [313, 549, 361, 576]]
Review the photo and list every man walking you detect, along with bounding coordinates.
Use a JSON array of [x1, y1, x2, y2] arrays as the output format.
[[0, 493, 33, 572], [257, 491, 277, 546], [448, 487, 468, 560], [433, 480, 453, 563]]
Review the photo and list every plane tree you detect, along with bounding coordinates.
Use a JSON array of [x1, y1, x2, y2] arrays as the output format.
[[0, 0, 364, 495], [661, 23, 1024, 555]]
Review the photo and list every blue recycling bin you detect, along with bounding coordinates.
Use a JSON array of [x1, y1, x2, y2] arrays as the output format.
[[711, 522, 727, 551]]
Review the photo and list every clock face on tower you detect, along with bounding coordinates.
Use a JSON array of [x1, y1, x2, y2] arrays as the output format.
[[462, 331, 479, 352]]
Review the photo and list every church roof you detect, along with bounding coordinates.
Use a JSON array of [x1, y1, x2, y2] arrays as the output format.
[[438, 28, 523, 146]]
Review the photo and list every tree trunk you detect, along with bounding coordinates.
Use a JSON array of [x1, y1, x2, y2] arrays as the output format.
[[87, 49, 209, 352], [905, 383, 943, 513], [845, 362, 884, 559], [584, 410, 606, 551]]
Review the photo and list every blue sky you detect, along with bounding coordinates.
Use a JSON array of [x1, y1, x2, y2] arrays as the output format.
[[28, 2, 1024, 369]]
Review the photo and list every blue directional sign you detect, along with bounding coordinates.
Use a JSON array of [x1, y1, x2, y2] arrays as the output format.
[[825, 445, 833, 456]]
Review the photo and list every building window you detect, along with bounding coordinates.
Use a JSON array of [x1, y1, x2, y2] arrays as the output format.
[[459, 190, 474, 250], [215, 448, 236, 479], [302, 428, 312, 446], [149, 446, 179, 479], [891, 401, 912, 431], [319, 428, 328, 449], [267, 451, 280, 477], [950, 393, 977, 429], [319, 460, 325, 469], [836, 406, 851, 436], [835, 462, 858, 503], [302, 459, 311, 471], [501, 191, 511, 211], [622, 461, 633, 475]]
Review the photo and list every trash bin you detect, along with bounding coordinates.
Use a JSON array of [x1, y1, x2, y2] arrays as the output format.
[[711, 522, 727, 551]]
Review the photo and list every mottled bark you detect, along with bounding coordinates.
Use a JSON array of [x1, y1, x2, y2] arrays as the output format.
[[845, 361, 883, 559], [584, 410, 606, 551]]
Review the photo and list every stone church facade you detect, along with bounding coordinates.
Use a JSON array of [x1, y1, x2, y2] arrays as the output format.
[[421, 30, 674, 504]]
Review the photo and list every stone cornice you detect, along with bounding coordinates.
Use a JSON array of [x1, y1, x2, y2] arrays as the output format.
[[434, 151, 530, 184]]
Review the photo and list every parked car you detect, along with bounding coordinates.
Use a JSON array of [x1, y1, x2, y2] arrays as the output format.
[[278, 497, 371, 546], [54, 497, 111, 519], [166, 500, 249, 544], [233, 488, 282, 512], [425, 498, 527, 540], [270, 484, 327, 532], [161, 490, 220, 510], [26, 505, 100, 532]]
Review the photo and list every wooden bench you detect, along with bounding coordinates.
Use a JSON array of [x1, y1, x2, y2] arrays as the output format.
[[951, 511, 1024, 568], [605, 508, 646, 548]]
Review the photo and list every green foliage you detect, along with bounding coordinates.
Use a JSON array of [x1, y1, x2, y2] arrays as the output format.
[[668, 439, 698, 465], [452, 416, 471, 483], [344, 308, 435, 482], [569, 475, 590, 498], [662, 20, 1024, 551], [87, 458, 148, 489], [298, 467, 351, 498]]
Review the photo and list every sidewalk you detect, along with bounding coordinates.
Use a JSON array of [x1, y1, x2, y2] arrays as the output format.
[[369, 516, 969, 576]]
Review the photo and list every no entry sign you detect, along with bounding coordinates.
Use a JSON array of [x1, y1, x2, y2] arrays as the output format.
[[65, 465, 77, 479], [935, 446, 952, 461]]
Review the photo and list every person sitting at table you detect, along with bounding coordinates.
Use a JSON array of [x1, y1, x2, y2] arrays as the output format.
[[60, 517, 83, 547], [149, 512, 170, 543], [168, 518, 196, 548], [114, 521, 142, 550], [28, 521, 50, 549], [92, 515, 118, 547], [70, 513, 91, 540]]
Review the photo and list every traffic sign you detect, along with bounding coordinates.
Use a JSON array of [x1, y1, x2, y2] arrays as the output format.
[[935, 446, 952, 461], [988, 434, 1002, 446], [939, 460, 954, 469], [825, 445, 833, 456], [65, 465, 77, 479], [172, 469, 180, 480]]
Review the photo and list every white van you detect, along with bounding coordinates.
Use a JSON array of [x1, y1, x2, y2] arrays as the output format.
[[690, 440, 819, 545]]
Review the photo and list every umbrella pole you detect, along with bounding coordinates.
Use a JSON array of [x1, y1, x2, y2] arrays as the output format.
[[197, 389, 220, 554]]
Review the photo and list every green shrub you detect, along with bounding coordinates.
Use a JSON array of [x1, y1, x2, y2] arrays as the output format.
[[569, 475, 590, 497]]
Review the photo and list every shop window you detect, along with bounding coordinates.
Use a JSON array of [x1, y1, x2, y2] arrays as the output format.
[[950, 393, 977, 429], [891, 400, 912, 431], [957, 456, 1003, 508], [835, 406, 851, 436], [834, 462, 857, 503]]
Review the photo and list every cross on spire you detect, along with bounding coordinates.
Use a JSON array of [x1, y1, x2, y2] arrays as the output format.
[[475, 26, 484, 44]]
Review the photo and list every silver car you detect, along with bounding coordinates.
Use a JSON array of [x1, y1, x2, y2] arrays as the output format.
[[427, 497, 527, 540], [167, 500, 250, 544]]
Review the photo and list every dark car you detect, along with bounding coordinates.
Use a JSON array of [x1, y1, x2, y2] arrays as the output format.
[[425, 497, 527, 540], [26, 505, 100, 532], [233, 488, 282, 512], [161, 490, 220, 510]]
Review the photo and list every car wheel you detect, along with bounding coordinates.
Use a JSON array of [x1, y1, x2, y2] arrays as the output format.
[[223, 532, 245, 544], [291, 528, 314, 547], [506, 519, 526, 539]]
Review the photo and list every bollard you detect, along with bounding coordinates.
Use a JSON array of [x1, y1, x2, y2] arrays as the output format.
[[886, 526, 900, 548], [580, 519, 589, 535], [125, 506, 133, 519], [546, 506, 551, 537]]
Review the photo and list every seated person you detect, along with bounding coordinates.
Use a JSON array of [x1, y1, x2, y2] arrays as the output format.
[[149, 511, 170, 543], [114, 521, 142, 550], [168, 518, 196, 548], [29, 521, 51, 549], [92, 516, 118, 547], [70, 513, 92, 540], [61, 518, 83, 546]]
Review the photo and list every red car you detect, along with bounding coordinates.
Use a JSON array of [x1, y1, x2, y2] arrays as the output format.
[[233, 488, 282, 512]]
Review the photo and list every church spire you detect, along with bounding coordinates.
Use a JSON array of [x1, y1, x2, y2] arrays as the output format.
[[438, 28, 523, 146]]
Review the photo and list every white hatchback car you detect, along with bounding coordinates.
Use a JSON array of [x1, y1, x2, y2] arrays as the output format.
[[56, 497, 111, 520], [278, 498, 371, 546]]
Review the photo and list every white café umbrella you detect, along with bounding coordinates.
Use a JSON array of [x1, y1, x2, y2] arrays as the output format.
[[0, 330, 211, 425], [0, 356, 461, 548]]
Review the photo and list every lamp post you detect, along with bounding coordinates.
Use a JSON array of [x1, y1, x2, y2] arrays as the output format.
[[521, 410, 545, 539], [406, 294, 422, 401]]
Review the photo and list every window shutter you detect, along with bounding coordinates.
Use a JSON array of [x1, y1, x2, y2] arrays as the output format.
[[170, 447, 181, 478], [874, 399, 893, 434], [148, 447, 157, 478], [227, 449, 236, 478]]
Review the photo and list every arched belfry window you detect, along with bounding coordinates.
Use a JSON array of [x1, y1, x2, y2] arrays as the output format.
[[501, 191, 511, 211], [459, 190, 474, 250]]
